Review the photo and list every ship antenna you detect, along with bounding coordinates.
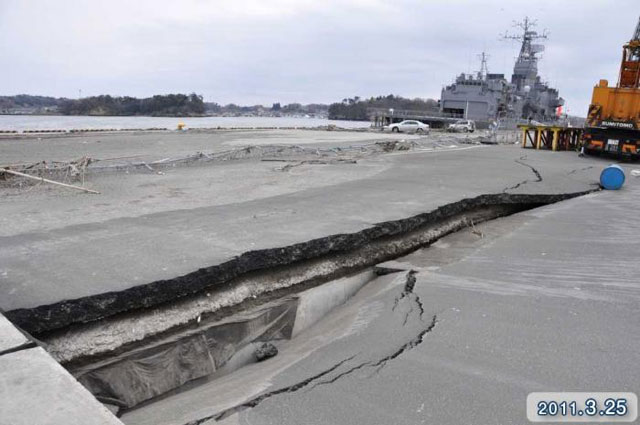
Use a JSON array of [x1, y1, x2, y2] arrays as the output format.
[[477, 52, 490, 79], [502, 16, 548, 60]]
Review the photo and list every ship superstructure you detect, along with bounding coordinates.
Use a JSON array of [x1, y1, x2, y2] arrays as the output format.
[[440, 17, 564, 124]]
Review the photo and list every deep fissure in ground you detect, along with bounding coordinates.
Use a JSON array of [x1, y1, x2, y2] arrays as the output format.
[[4, 190, 596, 416], [8, 191, 592, 336]]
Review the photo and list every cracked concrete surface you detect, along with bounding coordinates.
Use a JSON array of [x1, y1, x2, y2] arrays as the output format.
[[209, 356, 358, 423], [515, 156, 543, 182], [119, 180, 640, 425], [121, 270, 441, 425], [3, 129, 636, 425], [1, 138, 604, 332], [392, 270, 425, 324], [43, 201, 534, 364], [11, 193, 571, 337], [503, 155, 543, 192], [186, 181, 638, 425]]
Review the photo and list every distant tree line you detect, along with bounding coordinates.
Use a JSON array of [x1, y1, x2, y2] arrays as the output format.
[[204, 101, 329, 116], [0, 95, 62, 112], [328, 95, 439, 120], [58, 93, 205, 116], [0, 94, 331, 117], [1, 94, 441, 119]]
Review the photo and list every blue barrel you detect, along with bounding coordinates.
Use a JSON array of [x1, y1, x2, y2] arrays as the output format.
[[600, 164, 625, 190]]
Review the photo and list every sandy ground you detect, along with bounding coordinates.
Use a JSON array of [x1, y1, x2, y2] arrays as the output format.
[[0, 129, 430, 165], [0, 130, 480, 237]]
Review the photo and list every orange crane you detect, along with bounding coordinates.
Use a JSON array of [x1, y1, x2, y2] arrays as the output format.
[[583, 16, 640, 158]]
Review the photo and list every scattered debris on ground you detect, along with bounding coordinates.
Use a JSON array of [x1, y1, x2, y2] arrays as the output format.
[[1, 155, 96, 193], [0, 169, 99, 194], [375, 140, 416, 152], [0, 133, 484, 192], [255, 343, 278, 362]]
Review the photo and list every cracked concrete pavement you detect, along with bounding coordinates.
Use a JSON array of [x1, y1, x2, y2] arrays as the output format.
[[122, 271, 442, 425], [503, 156, 544, 192], [3, 127, 638, 424], [0, 131, 604, 321], [124, 178, 640, 425]]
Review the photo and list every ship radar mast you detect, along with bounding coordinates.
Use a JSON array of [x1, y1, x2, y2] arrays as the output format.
[[503, 17, 549, 90], [477, 52, 490, 79], [502, 17, 548, 61]]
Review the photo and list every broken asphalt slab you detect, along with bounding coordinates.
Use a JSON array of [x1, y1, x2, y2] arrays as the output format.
[[0, 144, 604, 334], [136, 176, 640, 425]]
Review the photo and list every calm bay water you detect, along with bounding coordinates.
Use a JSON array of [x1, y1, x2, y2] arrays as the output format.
[[0, 115, 370, 131]]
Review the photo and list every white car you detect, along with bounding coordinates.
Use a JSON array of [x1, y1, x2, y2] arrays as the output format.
[[447, 119, 475, 133], [387, 120, 430, 134]]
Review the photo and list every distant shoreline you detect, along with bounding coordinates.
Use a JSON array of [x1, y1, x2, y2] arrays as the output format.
[[0, 115, 370, 133], [0, 112, 328, 119]]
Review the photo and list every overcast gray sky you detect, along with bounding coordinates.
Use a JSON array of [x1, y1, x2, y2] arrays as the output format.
[[1, 0, 638, 114]]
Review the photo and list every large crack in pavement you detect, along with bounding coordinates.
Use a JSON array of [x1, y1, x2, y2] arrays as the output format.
[[16, 190, 599, 418], [192, 271, 437, 424], [392, 270, 425, 325], [516, 158, 543, 182], [8, 192, 593, 336], [185, 356, 356, 423], [369, 314, 437, 374], [567, 165, 594, 175], [305, 315, 438, 392], [504, 156, 543, 192]]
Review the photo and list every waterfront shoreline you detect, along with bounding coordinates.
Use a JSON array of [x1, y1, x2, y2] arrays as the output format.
[[0, 115, 371, 132]]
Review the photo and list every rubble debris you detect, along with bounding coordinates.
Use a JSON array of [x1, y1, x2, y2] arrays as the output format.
[[255, 343, 278, 362], [0, 136, 482, 191], [0, 168, 99, 194], [270, 158, 357, 172], [0, 156, 94, 190], [469, 220, 484, 238], [375, 140, 416, 152]]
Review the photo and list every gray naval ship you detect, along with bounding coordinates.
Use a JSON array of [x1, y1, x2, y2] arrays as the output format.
[[440, 17, 564, 125]]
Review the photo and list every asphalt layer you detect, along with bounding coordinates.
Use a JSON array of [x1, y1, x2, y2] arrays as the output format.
[[121, 177, 640, 425], [1, 131, 602, 317]]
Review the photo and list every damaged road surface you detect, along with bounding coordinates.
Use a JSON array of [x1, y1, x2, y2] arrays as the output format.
[[120, 182, 640, 425], [123, 270, 442, 425], [1, 145, 601, 327], [3, 132, 630, 424]]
